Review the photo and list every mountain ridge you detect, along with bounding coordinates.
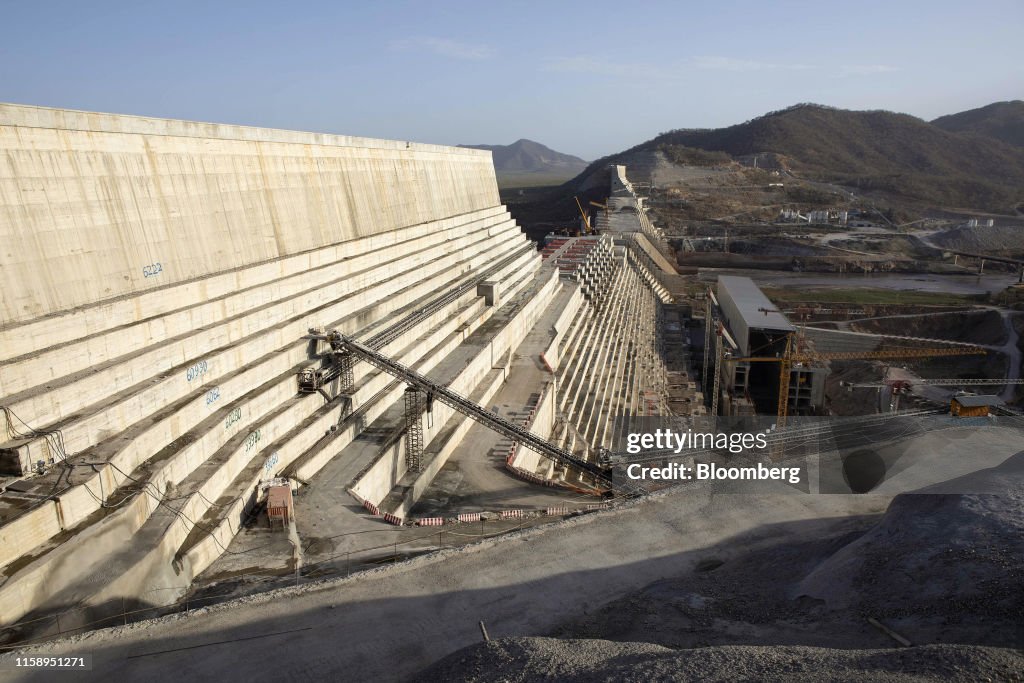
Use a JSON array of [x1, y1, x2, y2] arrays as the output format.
[[564, 102, 1024, 212], [931, 100, 1024, 148], [459, 138, 588, 175]]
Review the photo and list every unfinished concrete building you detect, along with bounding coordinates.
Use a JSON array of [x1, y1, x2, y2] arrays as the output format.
[[0, 104, 679, 633], [705, 275, 828, 417]]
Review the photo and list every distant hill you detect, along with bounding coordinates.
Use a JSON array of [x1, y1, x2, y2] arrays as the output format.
[[566, 103, 1024, 213], [460, 139, 588, 181], [932, 100, 1024, 148]]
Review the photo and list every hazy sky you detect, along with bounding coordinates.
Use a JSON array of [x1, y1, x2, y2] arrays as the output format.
[[2, 0, 1021, 159]]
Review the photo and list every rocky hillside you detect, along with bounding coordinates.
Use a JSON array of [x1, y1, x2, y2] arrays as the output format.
[[566, 103, 1024, 213]]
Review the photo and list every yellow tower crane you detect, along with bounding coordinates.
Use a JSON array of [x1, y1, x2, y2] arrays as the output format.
[[729, 332, 987, 429], [573, 196, 594, 235]]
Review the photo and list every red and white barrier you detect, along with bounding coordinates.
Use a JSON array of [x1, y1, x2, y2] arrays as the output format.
[[457, 512, 482, 523], [546, 506, 569, 516], [501, 509, 525, 519], [416, 517, 444, 526], [586, 502, 611, 511], [362, 499, 380, 516], [382, 512, 403, 526]]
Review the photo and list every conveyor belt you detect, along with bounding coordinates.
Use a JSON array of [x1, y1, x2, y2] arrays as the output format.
[[312, 330, 617, 490]]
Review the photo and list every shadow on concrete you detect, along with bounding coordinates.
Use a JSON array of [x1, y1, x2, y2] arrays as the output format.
[[4, 496, 1020, 683]]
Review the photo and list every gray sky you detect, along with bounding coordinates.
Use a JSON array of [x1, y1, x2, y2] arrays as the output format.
[[2, 0, 1021, 159]]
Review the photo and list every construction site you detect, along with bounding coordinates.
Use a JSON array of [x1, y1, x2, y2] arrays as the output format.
[[1, 104, 1021, 682]]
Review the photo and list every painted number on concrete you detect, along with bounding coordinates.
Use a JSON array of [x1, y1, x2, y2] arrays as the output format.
[[142, 262, 163, 278], [186, 360, 208, 382], [224, 408, 242, 430], [244, 429, 261, 452], [205, 387, 221, 406], [264, 452, 279, 472]]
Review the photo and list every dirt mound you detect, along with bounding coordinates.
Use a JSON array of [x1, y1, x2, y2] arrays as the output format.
[[559, 455, 1023, 650], [930, 225, 1024, 254], [850, 309, 1008, 345], [830, 235, 942, 260], [416, 454, 1024, 682], [797, 455, 1024, 646], [729, 238, 833, 257], [414, 638, 1023, 682]]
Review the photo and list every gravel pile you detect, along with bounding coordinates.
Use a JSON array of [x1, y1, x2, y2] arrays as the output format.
[[414, 638, 1023, 682], [797, 487, 1024, 647], [414, 454, 1024, 681], [930, 225, 1024, 253]]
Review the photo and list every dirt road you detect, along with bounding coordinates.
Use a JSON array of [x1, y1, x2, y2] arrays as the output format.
[[4, 428, 1019, 683], [1, 487, 889, 682]]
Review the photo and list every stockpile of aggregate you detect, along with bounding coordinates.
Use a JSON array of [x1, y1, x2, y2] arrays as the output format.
[[414, 453, 1024, 681], [415, 638, 1023, 682]]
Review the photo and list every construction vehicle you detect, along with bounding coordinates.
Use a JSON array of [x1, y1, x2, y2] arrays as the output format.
[[573, 196, 594, 235], [297, 366, 327, 394]]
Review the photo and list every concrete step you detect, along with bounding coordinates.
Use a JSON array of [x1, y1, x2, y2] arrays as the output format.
[[1, 213, 522, 436], [0, 247, 543, 625], [0, 230, 535, 578]]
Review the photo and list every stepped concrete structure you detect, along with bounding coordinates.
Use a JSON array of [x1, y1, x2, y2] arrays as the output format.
[[0, 104, 677, 637]]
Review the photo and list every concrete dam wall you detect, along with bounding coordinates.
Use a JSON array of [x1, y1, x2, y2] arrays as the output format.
[[0, 103, 498, 324], [0, 104, 669, 638]]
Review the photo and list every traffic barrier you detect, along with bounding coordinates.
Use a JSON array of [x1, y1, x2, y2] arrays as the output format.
[[381, 512, 403, 526], [503, 460, 596, 494], [416, 517, 444, 526], [457, 512, 482, 523], [362, 499, 380, 516], [500, 509, 525, 519], [546, 506, 569, 516], [586, 502, 611, 511]]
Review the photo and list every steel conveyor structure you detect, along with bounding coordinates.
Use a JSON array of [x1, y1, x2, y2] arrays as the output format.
[[297, 247, 530, 394], [307, 330, 615, 489]]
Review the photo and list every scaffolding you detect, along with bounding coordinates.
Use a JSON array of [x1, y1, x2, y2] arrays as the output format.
[[403, 387, 424, 473]]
